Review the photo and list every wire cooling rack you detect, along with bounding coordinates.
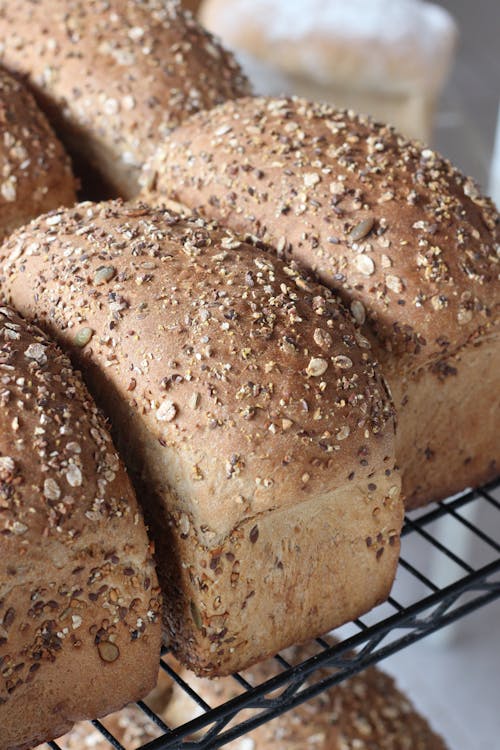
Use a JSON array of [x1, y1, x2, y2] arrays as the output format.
[[46, 479, 500, 750]]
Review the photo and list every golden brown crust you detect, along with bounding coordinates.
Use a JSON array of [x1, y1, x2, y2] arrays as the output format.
[[0, 201, 396, 536], [142, 95, 500, 506], [0, 0, 250, 199], [0, 201, 402, 675], [0, 306, 162, 750], [0, 68, 76, 241], [143, 96, 500, 370], [391, 337, 500, 508]]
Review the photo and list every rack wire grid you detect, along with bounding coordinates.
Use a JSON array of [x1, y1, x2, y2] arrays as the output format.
[[46, 478, 500, 750]]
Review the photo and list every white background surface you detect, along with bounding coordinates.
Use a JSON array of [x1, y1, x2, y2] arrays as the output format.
[[384, 600, 500, 750]]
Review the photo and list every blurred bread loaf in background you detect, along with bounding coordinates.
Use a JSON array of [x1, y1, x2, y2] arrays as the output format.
[[0, 0, 250, 199], [199, 0, 457, 142], [51, 641, 448, 750]]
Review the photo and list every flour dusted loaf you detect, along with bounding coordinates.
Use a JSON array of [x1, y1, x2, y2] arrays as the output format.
[[143, 96, 500, 508], [0, 306, 162, 750], [199, 0, 457, 141], [0, 201, 402, 676], [0, 0, 250, 199], [54, 641, 448, 750], [0, 68, 76, 241]]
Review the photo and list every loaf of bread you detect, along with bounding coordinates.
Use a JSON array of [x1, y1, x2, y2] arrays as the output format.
[[53, 642, 448, 750], [164, 641, 449, 750], [0, 306, 162, 750], [0, 201, 402, 676], [142, 96, 500, 508], [0, 68, 76, 241], [0, 0, 250, 199], [198, 0, 457, 141]]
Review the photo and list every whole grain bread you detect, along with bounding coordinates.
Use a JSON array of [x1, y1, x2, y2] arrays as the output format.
[[0, 201, 402, 676], [0, 68, 76, 241], [51, 640, 448, 750], [164, 640, 449, 750], [0, 306, 162, 750], [142, 96, 500, 507], [0, 0, 250, 199]]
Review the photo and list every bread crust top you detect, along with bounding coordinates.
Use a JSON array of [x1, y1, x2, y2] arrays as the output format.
[[143, 96, 500, 369], [0, 68, 76, 240], [0, 0, 250, 196], [0, 201, 397, 540]]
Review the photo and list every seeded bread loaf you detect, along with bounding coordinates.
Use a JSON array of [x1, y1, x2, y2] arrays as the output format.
[[164, 641, 449, 750], [53, 642, 448, 750], [0, 306, 162, 750], [142, 96, 500, 508], [0, 201, 402, 677], [0, 68, 76, 241], [0, 0, 250, 199]]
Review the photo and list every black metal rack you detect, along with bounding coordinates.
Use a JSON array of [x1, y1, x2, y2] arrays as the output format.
[[46, 480, 500, 750]]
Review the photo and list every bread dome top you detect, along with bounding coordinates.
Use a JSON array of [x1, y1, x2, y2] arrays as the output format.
[[0, 201, 397, 538], [143, 96, 500, 368], [0, 0, 251, 197]]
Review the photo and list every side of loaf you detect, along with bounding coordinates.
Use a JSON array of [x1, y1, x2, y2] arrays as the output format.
[[0, 67, 76, 241], [0, 0, 250, 198], [0, 201, 402, 677], [142, 96, 500, 508], [0, 306, 162, 750]]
